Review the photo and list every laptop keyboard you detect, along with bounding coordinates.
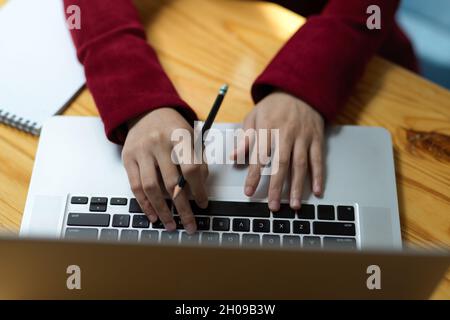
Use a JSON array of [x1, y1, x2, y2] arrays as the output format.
[[63, 195, 360, 250]]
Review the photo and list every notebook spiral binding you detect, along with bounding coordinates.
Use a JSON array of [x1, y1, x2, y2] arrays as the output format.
[[0, 109, 41, 136]]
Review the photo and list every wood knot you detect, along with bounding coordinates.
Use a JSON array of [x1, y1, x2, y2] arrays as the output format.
[[406, 129, 450, 163]]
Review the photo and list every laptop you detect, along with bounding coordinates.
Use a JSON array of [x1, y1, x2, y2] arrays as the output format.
[[20, 116, 402, 250], [13, 116, 448, 299], [0, 236, 448, 299]]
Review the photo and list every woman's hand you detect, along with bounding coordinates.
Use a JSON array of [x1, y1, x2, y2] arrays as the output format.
[[232, 91, 325, 212], [122, 108, 209, 234]]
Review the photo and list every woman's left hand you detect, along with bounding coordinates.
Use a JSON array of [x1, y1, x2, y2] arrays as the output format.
[[231, 91, 325, 211]]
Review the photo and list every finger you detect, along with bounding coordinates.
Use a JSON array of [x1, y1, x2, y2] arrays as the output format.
[[156, 153, 198, 234], [231, 114, 255, 161], [268, 135, 293, 212], [138, 158, 175, 231], [290, 140, 309, 210], [244, 134, 263, 196], [309, 138, 324, 197], [245, 162, 261, 197], [179, 163, 209, 209], [244, 122, 271, 197], [169, 128, 209, 208], [173, 189, 197, 235], [123, 158, 158, 223]]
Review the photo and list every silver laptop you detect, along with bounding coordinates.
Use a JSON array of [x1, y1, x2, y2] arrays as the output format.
[[12, 117, 448, 299], [0, 236, 448, 299], [20, 116, 402, 251]]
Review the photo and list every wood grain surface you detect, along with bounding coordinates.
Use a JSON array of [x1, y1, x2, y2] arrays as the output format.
[[0, 0, 448, 299]]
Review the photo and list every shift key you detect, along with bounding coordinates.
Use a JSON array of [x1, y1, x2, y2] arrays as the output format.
[[313, 222, 356, 236], [67, 213, 110, 227]]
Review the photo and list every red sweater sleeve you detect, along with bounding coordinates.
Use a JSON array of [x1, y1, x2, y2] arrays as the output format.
[[63, 0, 197, 144], [252, 0, 400, 122]]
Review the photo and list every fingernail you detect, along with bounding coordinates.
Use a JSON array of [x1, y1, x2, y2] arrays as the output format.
[[185, 223, 197, 234], [200, 200, 209, 209], [291, 199, 301, 209], [269, 200, 280, 212], [314, 183, 322, 195], [149, 215, 158, 223], [165, 221, 176, 231]]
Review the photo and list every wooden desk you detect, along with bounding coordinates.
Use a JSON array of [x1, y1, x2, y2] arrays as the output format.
[[0, 0, 449, 298]]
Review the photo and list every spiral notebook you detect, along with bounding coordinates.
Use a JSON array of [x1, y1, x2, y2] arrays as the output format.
[[0, 0, 85, 135]]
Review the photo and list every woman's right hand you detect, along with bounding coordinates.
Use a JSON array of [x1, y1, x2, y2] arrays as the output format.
[[122, 108, 209, 234]]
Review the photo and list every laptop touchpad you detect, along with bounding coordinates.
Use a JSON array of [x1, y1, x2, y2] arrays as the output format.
[[359, 206, 397, 249], [26, 195, 65, 239]]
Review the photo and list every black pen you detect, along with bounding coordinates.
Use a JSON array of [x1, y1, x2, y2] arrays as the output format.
[[172, 84, 229, 200]]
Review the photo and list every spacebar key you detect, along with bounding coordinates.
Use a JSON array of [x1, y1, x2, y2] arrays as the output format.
[[67, 213, 110, 227], [313, 222, 356, 236]]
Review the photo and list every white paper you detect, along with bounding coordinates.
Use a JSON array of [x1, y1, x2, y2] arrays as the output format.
[[0, 0, 85, 129]]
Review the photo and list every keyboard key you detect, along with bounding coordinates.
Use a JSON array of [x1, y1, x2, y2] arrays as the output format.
[[313, 222, 356, 236], [112, 214, 130, 228], [196, 217, 210, 230], [141, 230, 159, 243], [318, 205, 335, 220], [129, 198, 143, 213], [323, 237, 357, 249], [132, 215, 150, 228], [283, 235, 301, 247], [65, 228, 98, 240], [221, 233, 240, 246], [167, 200, 173, 212], [89, 204, 107, 212], [262, 235, 280, 247], [161, 231, 179, 244], [242, 234, 260, 247], [303, 236, 321, 248], [253, 219, 270, 233], [190, 201, 270, 218], [201, 232, 220, 245], [233, 219, 250, 232], [273, 220, 290, 234], [71, 196, 88, 205], [212, 218, 230, 231], [181, 232, 200, 245], [298, 204, 315, 219], [100, 229, 118, 241], [174, 216, 185, 230], [337, 206, 355, 221], [67, 213, 110, 227], [110, 198, 127, 206], [121, 230, 138, 242], [152, 220, 164, 229], [293, 221, 310, 234], [273, 204, 295, 219], [188, 201, 210, 215], [91, 197, 108, 205]]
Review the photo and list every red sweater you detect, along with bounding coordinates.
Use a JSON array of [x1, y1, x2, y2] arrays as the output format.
[[64, 0, 417, 144]]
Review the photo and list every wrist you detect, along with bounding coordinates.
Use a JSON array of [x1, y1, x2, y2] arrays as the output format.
[[126, 112, 148, 130]]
